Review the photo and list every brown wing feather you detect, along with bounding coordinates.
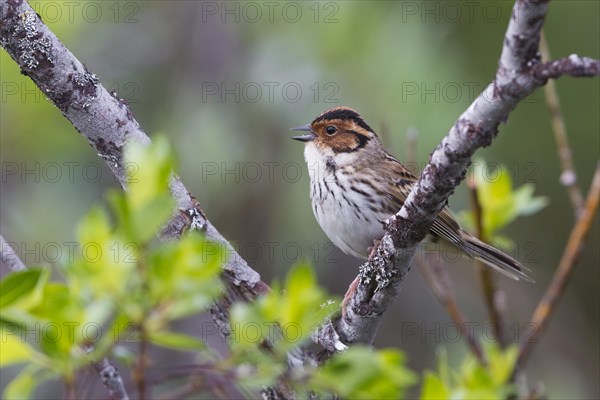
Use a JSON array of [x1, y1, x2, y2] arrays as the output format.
[[431, 208, 465, 246], [379, 154, 531, 281], [381, 154, 464, 247]]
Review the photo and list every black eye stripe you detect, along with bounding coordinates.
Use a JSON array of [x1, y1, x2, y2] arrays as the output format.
[[349, 130, 369, 148]]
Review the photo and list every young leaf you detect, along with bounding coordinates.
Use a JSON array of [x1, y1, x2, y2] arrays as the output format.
[[146, 233, 224, 321], [488, 344, 519, 386], [460, 160, 548, 241], [0, 330, 34, 366], [422, 344, 518, 399], [0, 268, 49, 310], [123, 135, 175, 243], [420, 371, 449, 400], [512, 184, 549, 216], [230, 263, 338, 355], [311, 346, 416, 399]]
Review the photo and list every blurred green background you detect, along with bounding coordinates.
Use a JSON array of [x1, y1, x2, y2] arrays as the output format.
[[1, 1, 598, 398]]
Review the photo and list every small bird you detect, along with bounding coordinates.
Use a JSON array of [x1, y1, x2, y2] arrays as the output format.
[[291, 106, 531, 282]]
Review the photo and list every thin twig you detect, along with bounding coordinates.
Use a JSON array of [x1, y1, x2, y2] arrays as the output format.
[[133, 332, 148, 400], [532, 55, 600, 80], [417, 258, 487, 365], [515, 164, 600, 372], [468, 183, 507, 347], [540, 31, 585, 217]]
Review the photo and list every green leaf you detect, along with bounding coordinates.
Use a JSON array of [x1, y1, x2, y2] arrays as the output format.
[[311, 346, 416, 399], [488, 344, 518, 386], [76, 206, 111, 251], [229, 302, 268, 349], [146, 233, 224, 322], [124, 135, 174, 209], [28, 283, 85, 360], [0, 268, 49, 310], [123, 136, 175, 243], [0, 329, 34, 366], [513, 184, 549, 216], [422, 344, 518, 399], [95, 313, 135, 356], [476, 166, 515, 236], [66, 235, 136, 300], [106, 191, 132, 239], [436, 347, 451, 388], [279, 263, 338, 336], [149, 331, 206, 351], [230, 263, 338, 355], [420, 371, 449, 400], [461, 160, 548, 239], [69, 204, 138, 300], [130, 195, 174, 243], [460, 355, 492, 388]]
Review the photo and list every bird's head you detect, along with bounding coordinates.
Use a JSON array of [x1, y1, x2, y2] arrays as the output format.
[[290, 107, 381, 159]]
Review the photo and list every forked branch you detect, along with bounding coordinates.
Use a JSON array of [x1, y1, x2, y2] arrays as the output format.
[[334, 0, 600, 347]]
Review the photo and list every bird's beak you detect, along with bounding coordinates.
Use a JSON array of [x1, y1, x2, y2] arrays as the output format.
[[290, 124, 316, 142]]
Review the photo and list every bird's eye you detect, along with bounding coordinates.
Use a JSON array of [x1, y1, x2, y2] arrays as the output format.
[[325, 125, 337, 135]]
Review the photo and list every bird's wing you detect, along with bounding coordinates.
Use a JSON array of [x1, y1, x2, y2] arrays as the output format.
[[381, 153, 468, 247], [430, 208, 465, 247]]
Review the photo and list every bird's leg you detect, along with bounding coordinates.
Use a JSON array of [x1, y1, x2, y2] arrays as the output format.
[[342, 239, 382, 319]]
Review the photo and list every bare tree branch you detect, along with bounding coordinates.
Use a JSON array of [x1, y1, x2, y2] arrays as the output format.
[[532, 54, 600, 81], [333, 0, 600, 347], [0, 234, 27, 272], [539, 32, 585, 217], [0, 0, 268, 341], [515, 164, 600, 372], [84, 345, 130, 400], [0, 1, 286, 397]]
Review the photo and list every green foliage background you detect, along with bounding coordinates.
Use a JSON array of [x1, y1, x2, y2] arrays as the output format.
[[1, 1, 599, 398]]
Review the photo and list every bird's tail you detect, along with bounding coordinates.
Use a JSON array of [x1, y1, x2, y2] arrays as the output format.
[[459, 231, 534, 282]]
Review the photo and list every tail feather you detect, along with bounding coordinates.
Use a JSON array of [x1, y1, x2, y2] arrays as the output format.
[[460, 232, 534, 283]]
